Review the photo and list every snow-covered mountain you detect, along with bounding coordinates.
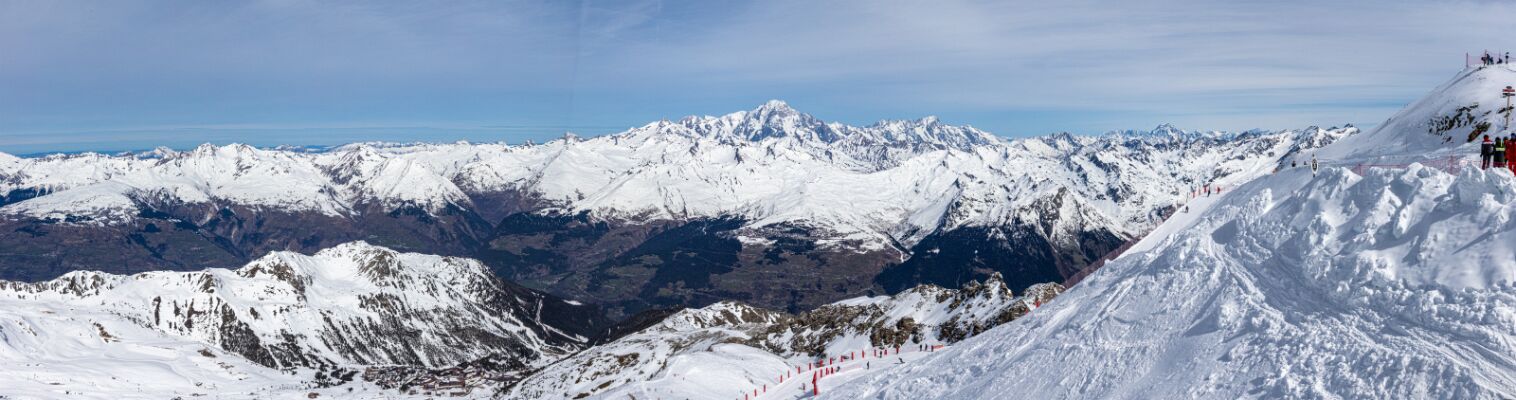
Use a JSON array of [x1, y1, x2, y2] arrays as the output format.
[[0, 242, 605, 397], [826, 67, 1516, 399], [0, 101, 1352, 317], [0, 243, 1058, 399], [1328, 65, 1516, 161], [508, 273, 1061, 399]]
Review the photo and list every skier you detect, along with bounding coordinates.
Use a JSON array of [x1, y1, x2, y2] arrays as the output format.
[[1496, 138, 1508, 169], [1483, 135, 1496, 169], [1291, 159, 1297, 168]]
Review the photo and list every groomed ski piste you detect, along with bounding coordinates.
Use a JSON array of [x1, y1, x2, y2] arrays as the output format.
[[827, 66, 1516, 399]]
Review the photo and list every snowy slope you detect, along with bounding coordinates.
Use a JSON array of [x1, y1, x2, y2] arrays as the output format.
[[0, 296, 423, 399], [828, 67, 1516, 399], [508, 302, 789, 400], [509, 274, 1062, 399], [0, 242, 593, 394], [1, 296, 311, 399], [1328, 64, 1516, 161]]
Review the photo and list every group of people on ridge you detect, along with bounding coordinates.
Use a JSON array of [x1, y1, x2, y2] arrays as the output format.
[[1481, 51, 1510, 66], [1482, 134, 1516, 172]]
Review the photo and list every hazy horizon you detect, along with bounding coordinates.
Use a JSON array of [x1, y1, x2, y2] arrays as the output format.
[[2, 99, 1379, 157]]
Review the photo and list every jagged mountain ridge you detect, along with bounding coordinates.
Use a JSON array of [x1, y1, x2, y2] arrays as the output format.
[[0, 102, 1352, 316]]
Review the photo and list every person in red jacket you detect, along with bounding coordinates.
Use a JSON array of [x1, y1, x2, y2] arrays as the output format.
[[1509, 134, 1516, 173]]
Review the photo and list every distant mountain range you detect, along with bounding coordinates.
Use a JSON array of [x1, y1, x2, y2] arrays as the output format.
[[0, 101, 1352, 318]]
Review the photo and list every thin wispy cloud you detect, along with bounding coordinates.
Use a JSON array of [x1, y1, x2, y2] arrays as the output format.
[[1, 0, 1511, 153]]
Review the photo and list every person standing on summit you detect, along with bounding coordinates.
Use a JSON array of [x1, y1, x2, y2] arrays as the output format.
[[1482, 135, 1496, 169]]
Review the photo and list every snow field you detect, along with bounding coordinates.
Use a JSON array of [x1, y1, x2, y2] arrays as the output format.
[[828, 161, 1516, 398]]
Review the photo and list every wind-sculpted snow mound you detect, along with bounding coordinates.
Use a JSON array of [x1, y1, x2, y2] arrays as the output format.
[[829, 164, 1516, 399]]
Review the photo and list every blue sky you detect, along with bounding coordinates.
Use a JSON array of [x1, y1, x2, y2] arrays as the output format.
[[2, 0, 1513, 154]]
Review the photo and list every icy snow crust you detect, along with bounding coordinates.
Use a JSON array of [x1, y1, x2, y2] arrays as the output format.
[[0, 101, 1349, 253], [830, 67, 1516, 399]]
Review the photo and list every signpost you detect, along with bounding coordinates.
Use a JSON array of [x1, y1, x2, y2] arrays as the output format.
[[1503, 86, 1515, 132]]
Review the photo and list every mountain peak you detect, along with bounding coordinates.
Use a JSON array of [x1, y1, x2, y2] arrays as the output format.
[[743, 99, 811, 125], [1324, 66, 1516, 162], [1152, 123, 1182, 133], [754, 99, 795, 114]]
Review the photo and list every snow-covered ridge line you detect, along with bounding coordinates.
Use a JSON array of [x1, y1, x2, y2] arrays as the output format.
[[0, 241, 585, 374], [0, 101, 1353, 258]]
